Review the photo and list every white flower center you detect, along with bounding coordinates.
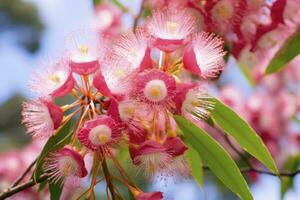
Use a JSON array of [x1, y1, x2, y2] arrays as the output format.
[[144, 80, 168, 102], [114, 70, 127, 78], [48, 71, 66, 87], [71, 44, 97, 63], [166, 21, 179, 34], [89, 125, 112, 145]]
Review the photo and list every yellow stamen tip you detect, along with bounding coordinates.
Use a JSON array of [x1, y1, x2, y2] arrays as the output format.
[[150, 86, 161, 97], [78, 45, 89, 55], [115, 70, 126, 78], [49, 74, 61, 84], [166, 21, 179, 34], [98, 134, 109, 143]]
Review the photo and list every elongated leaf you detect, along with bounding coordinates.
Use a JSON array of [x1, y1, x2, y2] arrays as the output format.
[[33, 121, 73, 181], [49, 182, 63, 200], [175, 115, 253, 200], [185, 146, 204, 188], [265, 29, 300, 75], [281, 154, 300, 199], [210, 98, 278, 174]]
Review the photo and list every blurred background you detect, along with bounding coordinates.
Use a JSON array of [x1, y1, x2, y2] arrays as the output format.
[[0, 0, 299, 199]]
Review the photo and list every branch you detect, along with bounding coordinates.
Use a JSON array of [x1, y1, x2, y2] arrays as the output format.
[[10, 159, 37, 188], [0, 174, 48, 200], [202, 165, 300, 177], [240, 168, 300, 177], [1, 165, 299, 200]]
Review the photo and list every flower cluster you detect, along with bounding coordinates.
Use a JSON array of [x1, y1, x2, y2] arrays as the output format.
[[21, 6, 226, 199], [146, 0, 299, 70]]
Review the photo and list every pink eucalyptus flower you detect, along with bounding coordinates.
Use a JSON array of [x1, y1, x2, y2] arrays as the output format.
[[133, 69, 176, 106], [93, 58, 136, 97], [29, 58, 74, 98], [183, 32, 226, 79], [163, 136, 187, 157], [44, 147, 88, 186], [22, 99, 63, 139], [146, 7, 196, 52], [111, 30, 152, 71], [174, 83, 214, 120], [132, 140, 170, 175], [92, 3, 122, 35], [65, 30, 107, 75], [77, 115, 121, 151], [108, 99, 149, 135], [136, 191, 163, 200]]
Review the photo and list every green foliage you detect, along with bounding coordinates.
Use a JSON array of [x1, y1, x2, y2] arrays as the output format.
[[265, 29, 300, 75], [0, 0, 44, 52], [93, 0, 102, 6], [281, 154, 300, 199], [0, 94, 29, 151], [210, 98, 278, 174], [33, 120, 73, 181], [185, 145, 204, 188], [49, 182, 63, 200], [175, 115, 253, 200]]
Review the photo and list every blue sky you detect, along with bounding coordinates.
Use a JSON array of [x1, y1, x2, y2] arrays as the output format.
[[0, 0, 299, 199]]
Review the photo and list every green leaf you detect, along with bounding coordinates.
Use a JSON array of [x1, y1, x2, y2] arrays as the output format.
[[204, 116, 215, 127], [33, 120, 73, 181], [281, 154, 300, 199], [265, 29, 300, 75], [210, 98, 278, 174], [93, 0, 102, 6], [185, 146, 204, 188], [49, 182, 63, 200], [174, 115, 253, 200], [38, 179, 48, 192]]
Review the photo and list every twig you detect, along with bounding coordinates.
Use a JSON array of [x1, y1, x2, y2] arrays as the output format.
[[202, 165, 300, 177], [10, 159, 37, 188], [240, 168, 300, 177], [133, 0, 146, 31], [1, 165, 300, 200], [221, 134, 300, 177], [102, 159, 117, 200], [0, 174, 48, 200]]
